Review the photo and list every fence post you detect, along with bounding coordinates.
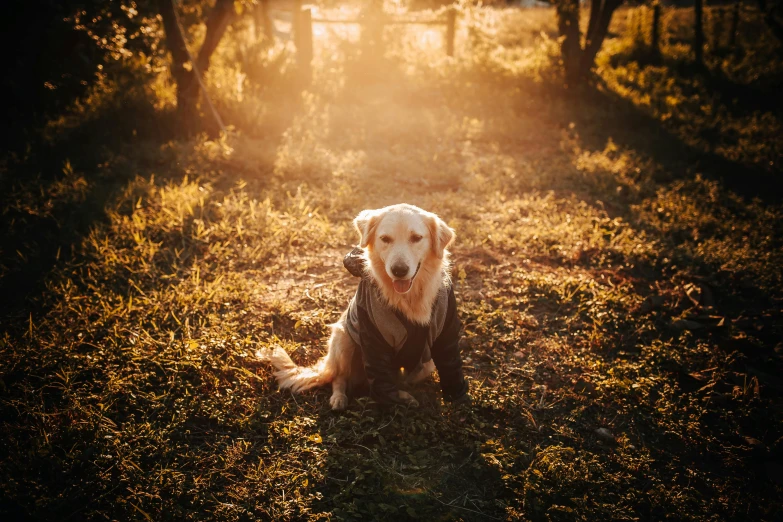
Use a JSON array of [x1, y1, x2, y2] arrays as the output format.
[[446, 8, 456, 57], [711, 7, 724, 51], [694, 0, 704, 64], [636, 7, 644, 43], [292, 0, 301, 38], [255, 0, 274, 43], [729, 1, 740, 49], [651, 2, 661, 58], [294, 5, 313, 83]]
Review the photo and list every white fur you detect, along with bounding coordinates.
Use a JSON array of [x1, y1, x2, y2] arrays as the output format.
[[257, 204, 455, 410]]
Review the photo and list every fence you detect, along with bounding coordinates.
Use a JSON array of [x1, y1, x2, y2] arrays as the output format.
[[266, 3, 458, 81]]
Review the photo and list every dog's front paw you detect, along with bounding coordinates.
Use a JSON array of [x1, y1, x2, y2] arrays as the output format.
[[397, 390, 419, 408], [330, 392, 349, 411]]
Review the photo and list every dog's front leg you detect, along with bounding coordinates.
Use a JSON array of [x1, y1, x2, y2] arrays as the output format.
[[325, 322, 355, 411], [396, 390, 419, 407], [330, 377, 348, 410]]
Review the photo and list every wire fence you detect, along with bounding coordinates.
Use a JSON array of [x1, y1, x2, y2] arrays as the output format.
[[267, 4, 459, 81]]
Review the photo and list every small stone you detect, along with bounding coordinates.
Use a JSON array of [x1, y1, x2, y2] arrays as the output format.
[[595, 428, 614, 441], [673, 319, 705, 331]]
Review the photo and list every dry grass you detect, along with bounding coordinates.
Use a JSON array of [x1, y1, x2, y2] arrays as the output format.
[[1, 3, 782, 521]]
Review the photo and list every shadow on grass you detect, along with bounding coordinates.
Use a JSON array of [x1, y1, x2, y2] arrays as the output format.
[[311, 388, 509, 521], [460, 263, 783, 520], [568, 74, 783, 204], [0, 94, 302, 325], [0, 101, 173, 321]]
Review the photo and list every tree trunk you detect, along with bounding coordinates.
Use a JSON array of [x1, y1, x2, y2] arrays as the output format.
[[557, 0, 583, 85], [581, 0, 623, 73], [159, 0, 197, 123], [556, 0, 624, 86], [158, 0, 235, 129], [196, 0, 234, 75], [584, 0, 603, 50], [756, 0, 783, 43], [651, 2, 662, 59], [694, 0, 705, 64]]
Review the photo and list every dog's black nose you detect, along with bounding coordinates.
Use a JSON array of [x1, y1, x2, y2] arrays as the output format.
[[391, 263, 409, 278]]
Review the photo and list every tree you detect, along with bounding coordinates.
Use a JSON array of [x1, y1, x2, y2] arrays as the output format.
[[158, 0, 235, 128], [755, 0, 783, 43], [555, 0, 625, 86]]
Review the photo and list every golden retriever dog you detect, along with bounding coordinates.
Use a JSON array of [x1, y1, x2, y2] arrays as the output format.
[[258, 204, 468, 410]]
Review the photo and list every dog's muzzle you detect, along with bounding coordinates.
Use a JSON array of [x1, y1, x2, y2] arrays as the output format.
[[392, 262, 421, 294]]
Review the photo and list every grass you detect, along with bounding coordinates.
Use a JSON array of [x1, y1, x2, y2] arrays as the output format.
[[1, 3, 782, 521]]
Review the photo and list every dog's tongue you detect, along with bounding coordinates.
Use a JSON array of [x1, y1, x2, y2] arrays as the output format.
[[393, 279, 412, 294]]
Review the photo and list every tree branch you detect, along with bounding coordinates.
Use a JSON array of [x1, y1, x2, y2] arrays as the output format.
[[157, 0, 233, 132], [581, 0, 623, 73], [584, 0, 603, 50], [196, 0, 235, 75], [158, 0, 190, 82]]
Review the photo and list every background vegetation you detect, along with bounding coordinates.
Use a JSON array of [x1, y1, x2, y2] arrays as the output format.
[[1, 0, 782, 520]]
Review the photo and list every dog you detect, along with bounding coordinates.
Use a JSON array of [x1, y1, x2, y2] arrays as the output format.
[[258, 204, 468, 410]]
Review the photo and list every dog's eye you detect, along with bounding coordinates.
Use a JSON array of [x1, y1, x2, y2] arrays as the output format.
[[410, 234, 423, 243], [380, 235, 392, 244]]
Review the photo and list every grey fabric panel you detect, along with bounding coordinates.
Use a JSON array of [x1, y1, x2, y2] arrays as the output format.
[[344, 281, 407, 350], [427, 286, 449, 347], [344, 294, 362, 347], [365, 283, 407, 349], [345, 279, 451, 364]]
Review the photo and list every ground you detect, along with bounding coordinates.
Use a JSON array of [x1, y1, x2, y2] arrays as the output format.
[[1, 4, 782, 521]]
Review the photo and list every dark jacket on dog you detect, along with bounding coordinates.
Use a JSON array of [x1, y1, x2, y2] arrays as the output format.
[[343, 248, 468, 404]]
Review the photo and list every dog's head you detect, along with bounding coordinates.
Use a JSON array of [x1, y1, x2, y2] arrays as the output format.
[[354, 204, 454, 294]]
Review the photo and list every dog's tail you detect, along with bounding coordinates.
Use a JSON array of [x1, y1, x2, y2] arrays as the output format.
[[256, 345, 335, 393]]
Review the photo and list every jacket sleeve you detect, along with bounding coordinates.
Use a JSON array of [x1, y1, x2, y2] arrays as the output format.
[[430, 285, 468, 401], [355, 300, 407, 405]]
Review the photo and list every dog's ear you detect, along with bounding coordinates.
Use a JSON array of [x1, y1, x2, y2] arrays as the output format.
[[426, 214, 455, 259], [354, 209, 380, 248]]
